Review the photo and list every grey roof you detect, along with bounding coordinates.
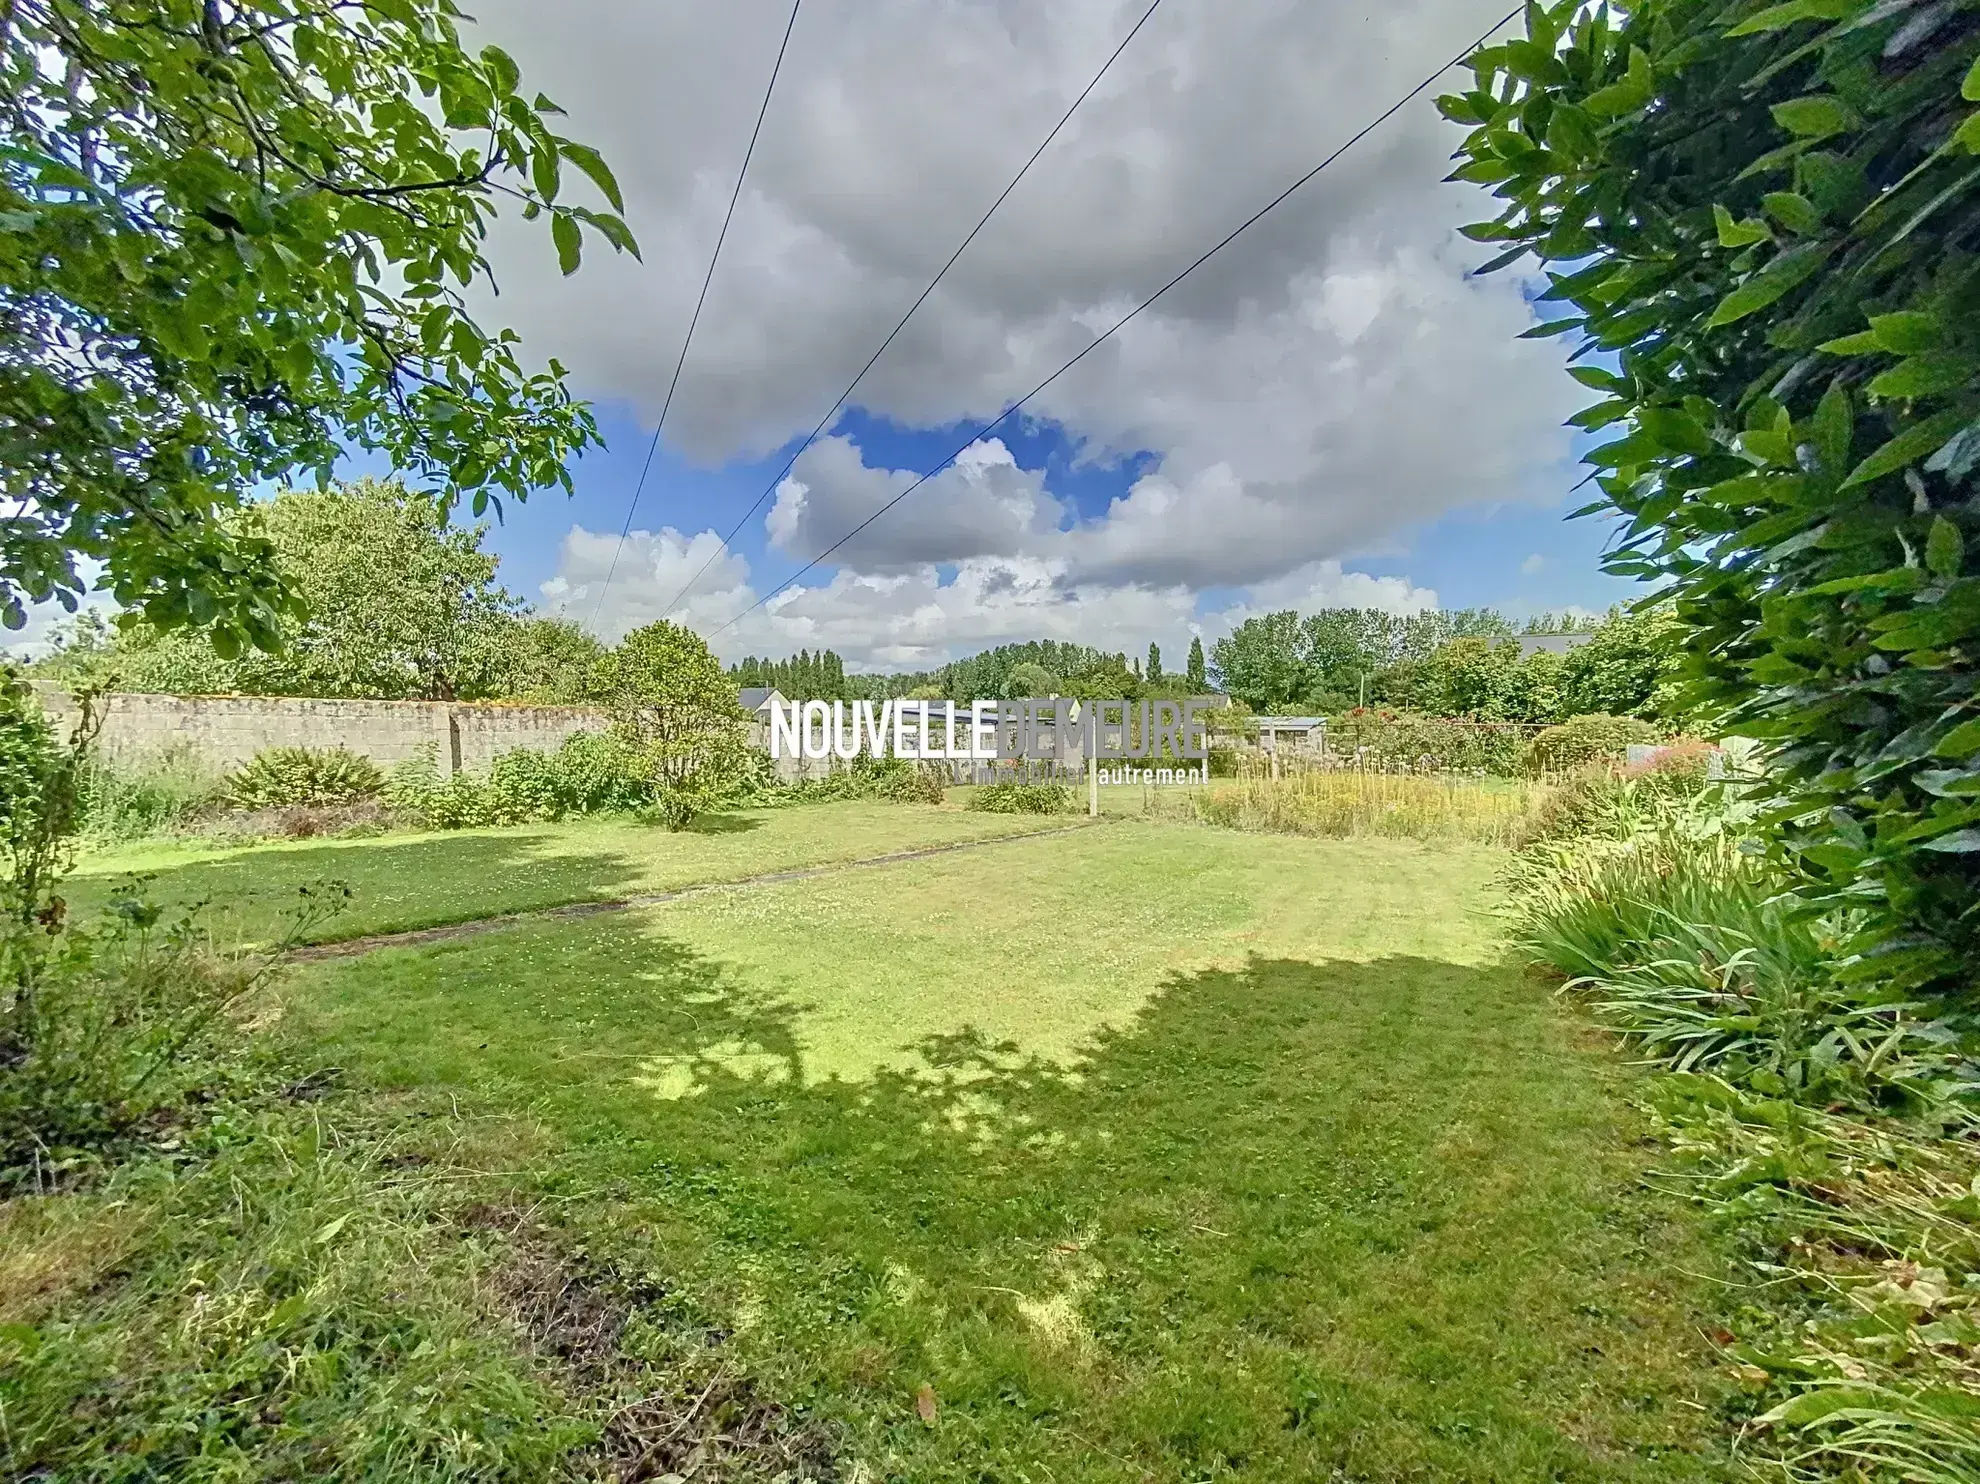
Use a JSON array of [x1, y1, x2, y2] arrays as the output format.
[[1517, 632, 1598, 657], [737, 687, 782, 712], [1255, 715, 1328, 729]]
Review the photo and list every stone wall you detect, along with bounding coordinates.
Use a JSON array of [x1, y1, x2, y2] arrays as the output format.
[[31, 686, 606, 778]]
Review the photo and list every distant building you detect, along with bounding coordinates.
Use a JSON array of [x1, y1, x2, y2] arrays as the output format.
[[1517, 631, 1597, 659], [1253, 716, 1327, 754]]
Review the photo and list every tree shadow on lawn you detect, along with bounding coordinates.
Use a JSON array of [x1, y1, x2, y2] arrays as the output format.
[[67, 829, 656, 949], [334, 934, 1736, 1483], [676, 811, 766, 835]]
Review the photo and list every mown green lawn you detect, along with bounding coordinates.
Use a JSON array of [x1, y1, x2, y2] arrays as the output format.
[[278, 819, 1731, 1482], [65, 800, 1068, 946]]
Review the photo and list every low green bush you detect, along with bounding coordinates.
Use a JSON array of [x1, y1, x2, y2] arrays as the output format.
[[387, 731, 656, 830], [970, 781, 1073, 815], [77, 750, 225, 841], [878, 763, 946, 805], [1519, 713, 1660, 777], [226, 746, 383, 810], [1324, 709, 1531, 775], [750, 756, 948, 809]]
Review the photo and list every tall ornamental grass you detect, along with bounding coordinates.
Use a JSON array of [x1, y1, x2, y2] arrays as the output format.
[[1503, 746, 1980, 1483], [1158, 770, 1541, 846]]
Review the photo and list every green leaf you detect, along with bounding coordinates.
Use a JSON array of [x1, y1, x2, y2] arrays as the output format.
[[1922, 828, 1980, 853], [1918, 768, 1980, 797], [1964, 55, 1980, 103], [1727, 0, 1851, 36], [531, 141, 560, 204], [1714, 203, 1773, 248], [1639, 406, 1715, 456], [480, 44, 521, 97], [1957, 113, 1980, 155], [1840, 409, 1968, 489], [1762, 191, 1822, 235], [1568, 366, 1627, 393], [1810, 381, 1851, 475], [1926, 516, 1964, 580], [1869, 311, 1943, 354], [1705, 243, 1830, 328], [560, 141, 625, 213], [1936, 716, 1980, 759], [1760, 1387, 1880, 1426], [1470, 243, 1530, 275], [1818, 329, 1883, 355], [1869, 353, 1973, 400], [1583, 46, 1654, 117], [551, 211, 582, 275], [1521, 317, 1584, 339], [419, 303, 451, 357], [1770, 95, 1856, 141]]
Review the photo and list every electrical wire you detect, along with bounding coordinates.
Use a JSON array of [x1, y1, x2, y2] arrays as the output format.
[[711, 5, 1521, 639], [659, 0, 1167, 621], [587, 0, 803, 629]]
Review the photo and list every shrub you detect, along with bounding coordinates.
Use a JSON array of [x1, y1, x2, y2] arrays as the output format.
[[878, 764, 946, 805], [546, 728, 653, 815], [1446, 0, 1980, 990], [486, 746, 562, 824], [226, 746, 383, 810], [970, 781, 1074, 815], [595, 621, 750, 831], [385, 732, 656, 831], [1520, 714, 1660, 776], [1324, 709, 1531, 775], [2, 671, 86, 945], [77, 749, 225, 841], [3, 889, 256, 1181]]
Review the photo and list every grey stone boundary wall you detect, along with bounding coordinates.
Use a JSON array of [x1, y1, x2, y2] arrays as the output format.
[[31, 685, 607, 779]]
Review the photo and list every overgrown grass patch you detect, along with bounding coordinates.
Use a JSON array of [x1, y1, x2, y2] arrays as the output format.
[[1154, 769, 1544, 845], [0, 1088, 833, 1482]]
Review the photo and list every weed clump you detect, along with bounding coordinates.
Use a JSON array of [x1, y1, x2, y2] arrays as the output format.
[[970, 780, 1073, 815]]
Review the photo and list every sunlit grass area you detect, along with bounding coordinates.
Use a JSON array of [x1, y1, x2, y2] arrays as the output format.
[[282, 821, 1731, 1481], [64, 800, 1070, 946]]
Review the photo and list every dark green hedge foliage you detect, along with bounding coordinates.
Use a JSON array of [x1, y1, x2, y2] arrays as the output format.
[[1446, 0, 1980, 990]]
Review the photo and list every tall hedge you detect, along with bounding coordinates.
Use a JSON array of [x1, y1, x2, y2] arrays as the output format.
[[1445, 0, 1980, 990]]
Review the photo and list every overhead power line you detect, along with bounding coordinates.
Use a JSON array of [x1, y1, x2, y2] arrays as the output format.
[[588, 0, 803, 630], [660, 0, 1167, 622], [712, 5, 1521, 640]]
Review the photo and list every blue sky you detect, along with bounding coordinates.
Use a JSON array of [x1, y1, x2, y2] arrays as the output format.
[[455, 399, 1642, 643]]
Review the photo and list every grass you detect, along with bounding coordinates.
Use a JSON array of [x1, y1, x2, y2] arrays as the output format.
[[266, 820, 1734, 1481], [63, 799, 1072, 947], [1154, 769, 1544, 844]]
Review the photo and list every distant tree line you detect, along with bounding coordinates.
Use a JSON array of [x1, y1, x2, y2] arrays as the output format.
[[734, 637, 1218, 705], [1210, 606, 1674, 722]]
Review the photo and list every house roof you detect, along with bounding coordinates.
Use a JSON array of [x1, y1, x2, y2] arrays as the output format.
[[737, 687, 782, 712], [1517, 632, 1597, 657]]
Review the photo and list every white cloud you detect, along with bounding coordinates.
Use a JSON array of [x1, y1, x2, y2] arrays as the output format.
[[540, 525, 756, 644], [1521, 553, 1546, 576], [463, 0, 1584, 644], [766, 435, 1063, 572]]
